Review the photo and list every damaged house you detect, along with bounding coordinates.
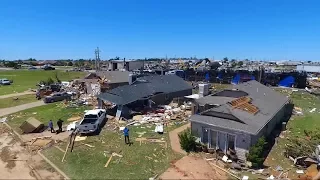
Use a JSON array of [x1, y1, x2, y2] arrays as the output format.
[[190, 80, 291, 160], [97, 75, 193, 118], [74, 71, 133, 94]]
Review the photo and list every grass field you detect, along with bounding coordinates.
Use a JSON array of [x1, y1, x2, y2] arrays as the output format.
[[0, 94, 38, 108], [0, 70, 85, 95], [42, 124, 183, 179], [6, 103, 88, 133]]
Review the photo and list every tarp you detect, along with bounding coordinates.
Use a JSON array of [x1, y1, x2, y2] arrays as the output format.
[[231, 74, 240, 84], [20, 117, 44, 133], [279, 75, 295, 87]]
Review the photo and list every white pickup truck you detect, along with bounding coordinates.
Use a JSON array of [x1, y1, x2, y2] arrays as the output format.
[[76, 109, 106, 134]]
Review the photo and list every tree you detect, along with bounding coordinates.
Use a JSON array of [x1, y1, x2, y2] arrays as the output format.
[[223, 57, 229, 63], [67, 61, 73, 66], [238, 61, 244, 67], [210, 62, 221, 70], [178, 128, 197, 152], [247, 137, 266, 168]]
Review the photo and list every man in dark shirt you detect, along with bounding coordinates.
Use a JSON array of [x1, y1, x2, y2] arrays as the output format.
[[56, 119, 64, 134]]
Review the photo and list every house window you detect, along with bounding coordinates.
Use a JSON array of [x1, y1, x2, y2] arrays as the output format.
[[210, 130, 217, 149], [227, 134, 236, 150]]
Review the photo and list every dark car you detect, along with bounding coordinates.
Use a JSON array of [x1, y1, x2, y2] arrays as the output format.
[[44, 66, 55, 70], [28, 66, 37, 70], [43, 92, 72, 103]]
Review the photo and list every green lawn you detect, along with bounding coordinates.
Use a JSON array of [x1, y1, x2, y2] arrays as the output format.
[[42, 124, 183, 179], [0, 94, 38, 108], [6, 103, 88, 133], [0, 70, 85, 95]]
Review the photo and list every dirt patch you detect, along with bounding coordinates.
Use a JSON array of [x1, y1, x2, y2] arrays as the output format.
[[160, 155, 228, 179], [0, 124, 63, 179], [0, 146, 17, 169]]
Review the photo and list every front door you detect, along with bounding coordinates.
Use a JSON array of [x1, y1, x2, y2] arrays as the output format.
[[218, 132, 227, 153]]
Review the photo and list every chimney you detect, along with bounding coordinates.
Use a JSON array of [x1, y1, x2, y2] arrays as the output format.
[[128, 73, 133, 85]]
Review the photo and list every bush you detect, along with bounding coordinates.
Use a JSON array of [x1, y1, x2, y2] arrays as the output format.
[[178, 128, 196, 152], [247, 136, 266, 168]]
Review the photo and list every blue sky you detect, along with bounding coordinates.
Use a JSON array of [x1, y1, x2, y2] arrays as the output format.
[[0, 0, 319, 60]]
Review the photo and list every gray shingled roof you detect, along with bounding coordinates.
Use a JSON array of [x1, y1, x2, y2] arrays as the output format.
[[97, 75, 192, 105], [85, 71, 130, 84], [190, 80, 289, 135]]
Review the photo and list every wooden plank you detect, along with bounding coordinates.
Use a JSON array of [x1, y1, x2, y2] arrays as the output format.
[[104, 155, 113, 168]]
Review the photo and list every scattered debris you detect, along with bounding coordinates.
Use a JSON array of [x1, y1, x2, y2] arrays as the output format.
[[104, 153, 123, 168], [0, 117, 7, 123], [296, 170, 304, 174], [74, 136, 87, 142], [310, 108, 317, 113], [81, 143, 95, 148]]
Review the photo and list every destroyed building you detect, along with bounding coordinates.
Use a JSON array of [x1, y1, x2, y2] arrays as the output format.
[[97, 75, 193, 118], [190, 80, 291, 160]]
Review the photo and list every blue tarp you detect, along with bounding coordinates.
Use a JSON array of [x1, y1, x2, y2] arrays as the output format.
[[231, 74, 255, 84], [231, 74, 241, 84], [279, 75, 295, 87], [205, 72, 210, 81]]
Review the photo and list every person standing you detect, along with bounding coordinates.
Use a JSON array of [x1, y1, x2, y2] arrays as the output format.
[[48, 120, 55, 133], [56, 119, 64, 134], [123, 126, 130, 144]]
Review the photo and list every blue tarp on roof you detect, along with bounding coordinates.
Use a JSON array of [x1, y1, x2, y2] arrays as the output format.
[[279, 75, 295, 87]]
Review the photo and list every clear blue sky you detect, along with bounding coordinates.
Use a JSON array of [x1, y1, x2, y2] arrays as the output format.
[[0, 0, 319, 61]]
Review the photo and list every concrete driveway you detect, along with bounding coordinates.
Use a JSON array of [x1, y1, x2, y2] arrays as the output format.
[[0, 101, 46, 117]]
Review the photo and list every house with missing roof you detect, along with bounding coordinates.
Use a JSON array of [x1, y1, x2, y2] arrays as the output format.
[[97, 75, 193, 118], [190, 80, 292, 160]]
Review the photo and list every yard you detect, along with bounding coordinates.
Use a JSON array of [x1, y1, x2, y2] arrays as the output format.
[[5, 103, 184, 179], [6, 103, 88, 134], [0, 94, 38, 108], [0, 70, 85, 95]]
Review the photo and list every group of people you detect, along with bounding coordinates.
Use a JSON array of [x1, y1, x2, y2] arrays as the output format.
[[48, 119, 64, 134]]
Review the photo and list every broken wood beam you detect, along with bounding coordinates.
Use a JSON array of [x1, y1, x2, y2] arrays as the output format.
[[104, 155, 113, 168]]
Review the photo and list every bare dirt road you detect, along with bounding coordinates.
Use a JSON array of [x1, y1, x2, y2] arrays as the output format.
[[0, 101, 46, 117], [0, 124, 63, 179]]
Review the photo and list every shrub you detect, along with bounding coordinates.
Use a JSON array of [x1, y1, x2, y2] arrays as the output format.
[[247, 136, 266, 168], [178, 128, 196, 152]]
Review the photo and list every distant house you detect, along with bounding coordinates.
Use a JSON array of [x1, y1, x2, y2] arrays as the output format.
[[190, 80, 291, 160], [97, 75, 193, 118], [297, 65, 320, 73], [106, 60, 144, 71], [84, 71, 131, 89], [38, 60, 58, 66]]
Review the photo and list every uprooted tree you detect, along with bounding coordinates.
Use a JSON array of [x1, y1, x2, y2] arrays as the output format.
[[178, 128, 197, 152], [284, 129, 320, 158]]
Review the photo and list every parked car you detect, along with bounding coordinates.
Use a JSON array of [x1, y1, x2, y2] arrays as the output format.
[[43, 92, 72, 103], [43, 66, 55, 70], [28, 66, 37, 70], [0, 78, 11, 85], [76, 109, 106, 134]]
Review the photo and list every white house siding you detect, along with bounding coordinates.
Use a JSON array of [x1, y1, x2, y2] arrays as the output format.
[[297, 65, 320, 73], [191, 121, 251, 160]]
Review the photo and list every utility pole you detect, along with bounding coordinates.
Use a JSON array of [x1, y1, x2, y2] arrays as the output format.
[[95, 47, 101, 71]]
